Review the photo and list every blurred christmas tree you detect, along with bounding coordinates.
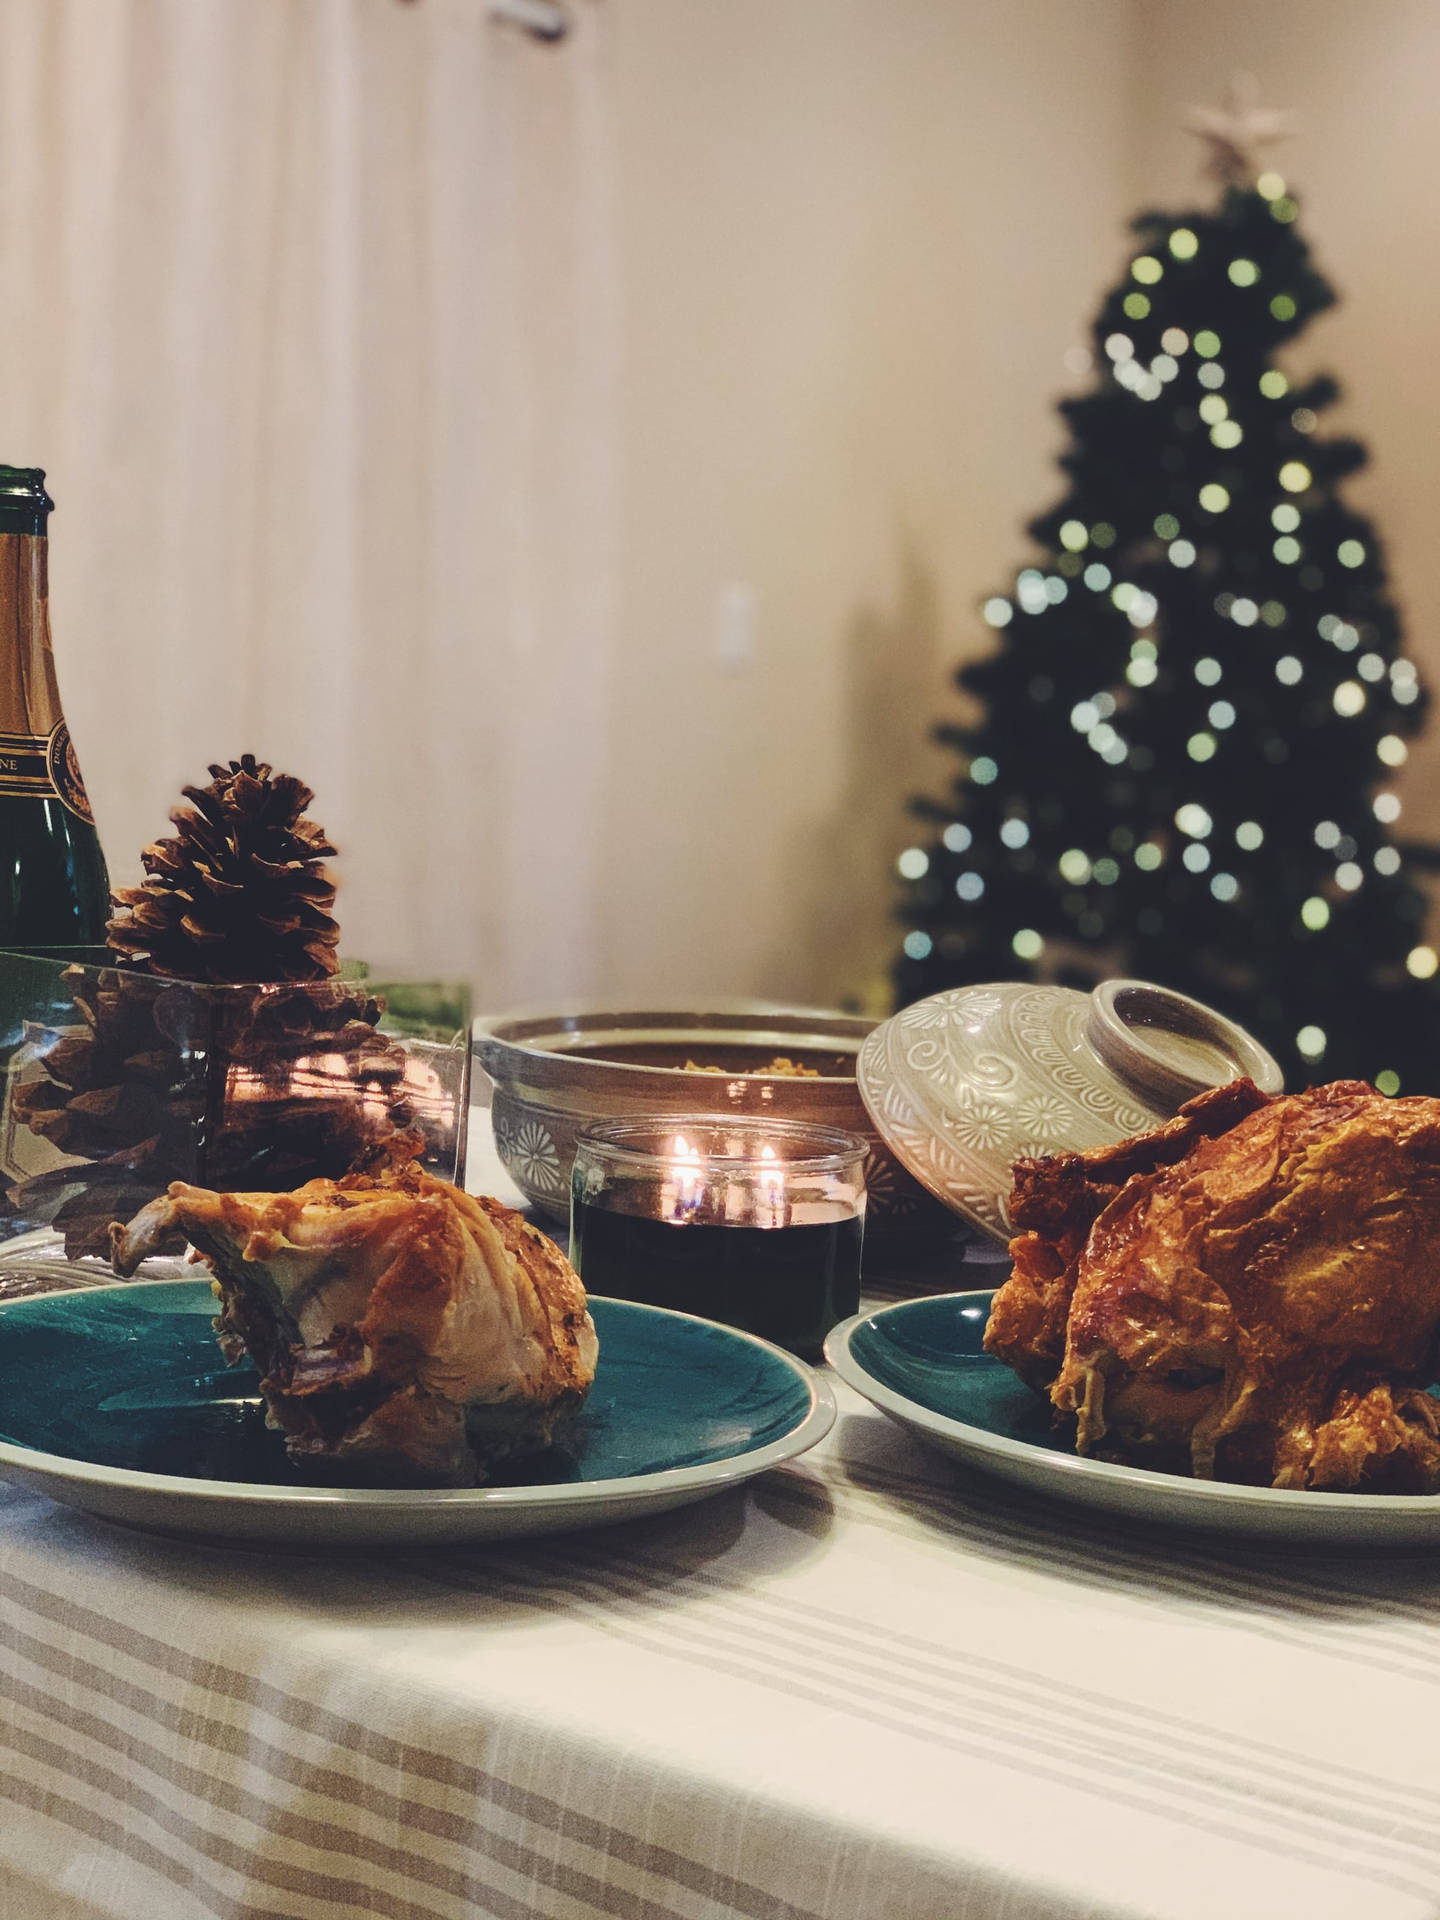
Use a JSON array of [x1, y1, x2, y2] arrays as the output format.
[[894, 82, 1440, 1093]]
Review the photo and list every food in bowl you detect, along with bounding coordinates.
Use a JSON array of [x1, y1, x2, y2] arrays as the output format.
[[112, 1152, 597, 1488], [684, 1055, 820, 1077], [986, 1077, 1440, 1493], [473, 1005, 955, 1238]]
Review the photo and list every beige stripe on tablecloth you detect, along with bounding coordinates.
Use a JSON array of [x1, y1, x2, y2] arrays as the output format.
[[531, 1526, 1440, 1825], [0, 1774, 354, 1920], [9, 1431, 1440, 1920], [0, 1563, 830, 1920], [15, 1474, 1435, 1915], [802, 1451, 1440, 1687], [405, 1538, 1440, 1906], [0, 1637, 801, 1920], [1, 1695, 541, 1920]]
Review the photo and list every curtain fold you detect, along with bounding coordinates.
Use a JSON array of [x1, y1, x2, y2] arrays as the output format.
[[0, 0, 618, 1004]]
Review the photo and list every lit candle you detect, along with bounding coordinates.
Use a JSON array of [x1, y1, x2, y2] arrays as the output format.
[[757, 1141, 786, 1227], [570, 1117, 867, 1358], [666, 1133, 703, 1221]]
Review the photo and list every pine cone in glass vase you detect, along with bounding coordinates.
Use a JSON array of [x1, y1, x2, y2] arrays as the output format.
[[203, 978, 411, 1194], [9, 757, 413, 1259]]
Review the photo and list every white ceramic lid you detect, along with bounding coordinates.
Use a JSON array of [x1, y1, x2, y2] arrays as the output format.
[[857, 979, 1284, 1243]]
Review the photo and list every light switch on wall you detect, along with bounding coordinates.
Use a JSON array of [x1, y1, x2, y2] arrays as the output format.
[[713, 582, 757, 672]]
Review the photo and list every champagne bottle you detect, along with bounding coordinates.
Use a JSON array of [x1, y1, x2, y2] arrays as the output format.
[[0, 467, 108, 948]]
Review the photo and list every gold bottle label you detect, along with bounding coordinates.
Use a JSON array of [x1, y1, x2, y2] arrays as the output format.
[[0, 535, 92, 819], [45, 720, 94, 822]]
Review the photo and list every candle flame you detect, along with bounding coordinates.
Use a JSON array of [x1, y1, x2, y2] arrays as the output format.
[[758, 1140, 785, 1216], [668, 1133, 703, 1219]]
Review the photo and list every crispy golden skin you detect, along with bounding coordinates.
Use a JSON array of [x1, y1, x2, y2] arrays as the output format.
[[985, 1080, 1440, 1492], [112, 1162, 598, 1487]]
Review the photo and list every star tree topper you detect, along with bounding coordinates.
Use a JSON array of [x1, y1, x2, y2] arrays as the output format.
[[1185, 73, 1296, 187]]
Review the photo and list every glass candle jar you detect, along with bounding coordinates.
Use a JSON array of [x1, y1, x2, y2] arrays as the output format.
[[570, 1115, 866, 1359]]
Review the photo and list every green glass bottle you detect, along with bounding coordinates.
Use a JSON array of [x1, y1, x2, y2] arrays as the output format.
[[0, 467, 109, 948]]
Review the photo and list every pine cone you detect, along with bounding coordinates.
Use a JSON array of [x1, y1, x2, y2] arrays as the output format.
[[107, 755, 341, 984]]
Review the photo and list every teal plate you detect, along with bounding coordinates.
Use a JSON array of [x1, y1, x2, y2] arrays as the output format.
[[827, 1292, 1440, 1547], [0, 1282, 833, 1546]]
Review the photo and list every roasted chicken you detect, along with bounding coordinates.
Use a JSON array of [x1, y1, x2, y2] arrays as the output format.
[[112, 1161, 598, 1486], [985, 1079, 1440, 1492]]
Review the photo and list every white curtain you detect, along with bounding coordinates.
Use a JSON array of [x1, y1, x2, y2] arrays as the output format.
[[0, 0, 618, 1005]]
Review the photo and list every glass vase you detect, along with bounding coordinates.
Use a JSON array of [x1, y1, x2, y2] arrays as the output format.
[[0, 948, 470, 1281]]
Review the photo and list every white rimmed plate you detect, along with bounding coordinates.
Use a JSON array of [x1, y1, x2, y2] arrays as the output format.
[[826, 1291, 1440, 1546], [0, 1281, 833, 1546]]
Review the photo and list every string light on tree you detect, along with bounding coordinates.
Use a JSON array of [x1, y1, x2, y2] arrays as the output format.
[[894, 81, 1440, 1092]]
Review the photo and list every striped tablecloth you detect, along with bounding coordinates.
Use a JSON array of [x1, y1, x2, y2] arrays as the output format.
[[3, 1133, 1440, 1919]]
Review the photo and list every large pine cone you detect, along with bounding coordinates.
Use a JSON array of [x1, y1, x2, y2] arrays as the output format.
[[107, 755, 341, 984]]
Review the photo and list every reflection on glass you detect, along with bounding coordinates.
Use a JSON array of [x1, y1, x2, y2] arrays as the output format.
[[0, 950, 469, 1259]]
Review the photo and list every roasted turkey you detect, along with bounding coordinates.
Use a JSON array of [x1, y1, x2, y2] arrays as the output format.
[[112, 1161, 598, 1486], [985, 1079, 1440, 1492]]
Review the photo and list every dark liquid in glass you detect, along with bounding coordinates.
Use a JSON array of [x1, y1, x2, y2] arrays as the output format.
[[571, 1202, 862, 1359]]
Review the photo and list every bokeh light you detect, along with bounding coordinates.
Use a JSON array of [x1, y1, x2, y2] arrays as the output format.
[[1296, 1025, 1326, 1061], [1175, 802, 1212, 838]]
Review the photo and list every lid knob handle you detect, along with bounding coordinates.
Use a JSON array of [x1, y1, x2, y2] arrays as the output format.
[[1084, 980, 1284, 1111]]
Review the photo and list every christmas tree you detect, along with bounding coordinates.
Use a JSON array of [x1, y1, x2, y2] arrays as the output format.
[[894, 85, 1440, 1094]]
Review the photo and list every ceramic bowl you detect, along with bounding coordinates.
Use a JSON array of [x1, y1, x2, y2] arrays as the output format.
[[857, 978, 1283, 1243], [472, 1003, 956, 1238]]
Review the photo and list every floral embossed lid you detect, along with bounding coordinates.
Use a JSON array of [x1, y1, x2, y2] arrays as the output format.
[[856, 979, 1283, 1243]]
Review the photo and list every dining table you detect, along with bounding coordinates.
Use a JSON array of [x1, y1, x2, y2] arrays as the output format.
[[2, 1107, 1439, 1920]]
